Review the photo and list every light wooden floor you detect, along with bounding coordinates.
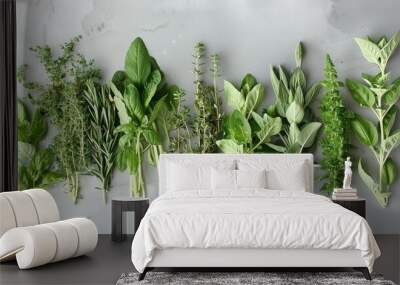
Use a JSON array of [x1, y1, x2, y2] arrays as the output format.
[[0, 235, 399, 285]]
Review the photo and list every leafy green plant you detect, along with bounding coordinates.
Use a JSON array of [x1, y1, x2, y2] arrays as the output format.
[[192, 43, 223, 153], [267, 42, 322, 153], [17, 99, 63, 190], [161, 86, 193, 153], [110, 37, 166, 198], [84, 81, 119, 203], [346, 31, 400, 207], [320, 55, 352, 194], [217, 74, 282, 153], [18, 36, 101, 203]]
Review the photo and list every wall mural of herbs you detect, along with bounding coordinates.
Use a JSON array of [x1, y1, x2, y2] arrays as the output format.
[[192, 43, 223, 153], [17, 99, 63, 190], [346, 32, 400, 207], [84, 81, 119, 203], [266, 43, 322, 153], [110, 37, 167, 198], [17, 31, 400, 207], [18, 36, 101, 203], [217, 74, 282, 153], [320, 55, 352, 194]]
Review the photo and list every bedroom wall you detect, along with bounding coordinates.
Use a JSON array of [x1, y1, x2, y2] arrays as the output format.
[[16, 0, 400, 234]]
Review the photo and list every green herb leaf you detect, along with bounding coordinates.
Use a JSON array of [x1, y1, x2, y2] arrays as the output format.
[[383, 106, 398, 137], [143, 69, 162, 107], [346, 79, 375, 107], [354, 37, 381, 65], [227, 110, 252, 144], [295, 42, 304, 67], [298, 122, 322, 149], [243, 83, 264, 116], [143, 129, 161, 145], [216, 139, 243, 153], [125, 84, 144, 121], [382, 158, 397, 185], [240, 73, 257, 95], [304, 83, 321, 107], [124, 37, 152, 86], [224, 80, 245, 110], [351, 114, 378, 146], [286, 101, 304, 124]]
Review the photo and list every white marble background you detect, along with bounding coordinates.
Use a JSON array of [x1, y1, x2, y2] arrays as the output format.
[[16, 0, 400, 234]]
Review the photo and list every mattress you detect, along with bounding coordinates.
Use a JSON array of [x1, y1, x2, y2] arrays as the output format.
[[131, 189, 380, 273]]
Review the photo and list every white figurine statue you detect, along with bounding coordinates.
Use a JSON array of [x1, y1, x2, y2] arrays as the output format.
[[342, 157, 352, 189]]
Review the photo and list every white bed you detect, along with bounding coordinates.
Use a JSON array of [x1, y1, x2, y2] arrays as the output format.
[[131, 154, 380, 280]]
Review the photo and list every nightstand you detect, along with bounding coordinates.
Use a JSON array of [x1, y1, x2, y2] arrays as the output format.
[[112, 197, 149, 242], [332, 198, 366, 218]]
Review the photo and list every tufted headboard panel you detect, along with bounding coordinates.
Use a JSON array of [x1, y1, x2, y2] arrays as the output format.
[[158, 154, 314, 195]]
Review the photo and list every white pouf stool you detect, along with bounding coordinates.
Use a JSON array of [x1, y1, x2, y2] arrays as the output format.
[[0, 189, 98, 269]]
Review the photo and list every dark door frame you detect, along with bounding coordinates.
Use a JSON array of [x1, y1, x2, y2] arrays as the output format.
[[0, 0, 17, 192]]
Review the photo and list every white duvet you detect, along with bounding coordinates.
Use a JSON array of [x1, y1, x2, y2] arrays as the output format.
[[131, 190, 380, 272]]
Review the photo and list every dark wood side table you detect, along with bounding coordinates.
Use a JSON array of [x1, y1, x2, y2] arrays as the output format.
[[112, 197, 149, 242], [332, 198, 366, 218]]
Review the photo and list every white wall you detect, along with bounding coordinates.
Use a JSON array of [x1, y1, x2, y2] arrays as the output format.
[[17, 0, 400, 234]]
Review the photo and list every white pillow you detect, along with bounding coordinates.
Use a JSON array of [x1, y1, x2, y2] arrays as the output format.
[[238, 160, 308, 191], [236, 169, 267, 189], [167, 163, 211, 191], [211, 168, 236, 190]]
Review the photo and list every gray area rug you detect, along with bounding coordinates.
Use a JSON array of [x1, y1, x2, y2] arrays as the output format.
[[116, 272, 396, 285]]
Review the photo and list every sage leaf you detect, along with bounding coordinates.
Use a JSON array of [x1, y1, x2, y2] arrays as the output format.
[[228, 110, 252, 144], [251, 112, 264, 129], [270, 65, 280, 98], [358, 159, 379, 193], [278, 66, 289, 89], [286, 101, 304, 124], [346, 79, 375, 107], [383, 106, 398, 137], [382, 131, 400, 159], [295, 42, 304, 67], [382, 158, 397, 185], [351, 114, 378, 146], [216, 139, 243, 154], [266, 143, 286, 153], [380, 31, 400, 65], [354, 37, 381, 65], [383, 77, 400, 106], [288, 123, 300, 146], [243, 83, 264, 117], [289, 67, 306, 91], [298, 122, 322, 150], [304, 83, 321, 107], [224, 80, 245, 110], [111, 83, 131, 124]]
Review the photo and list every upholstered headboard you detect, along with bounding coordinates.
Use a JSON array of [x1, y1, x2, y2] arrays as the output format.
[[158, 154, 314, 195]]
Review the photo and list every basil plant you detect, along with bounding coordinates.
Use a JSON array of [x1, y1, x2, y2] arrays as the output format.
[[217, 74, 282, 153], [110, 37, 167, 198], [266, 42, 322, 153], [347, 31, 400, 207]]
